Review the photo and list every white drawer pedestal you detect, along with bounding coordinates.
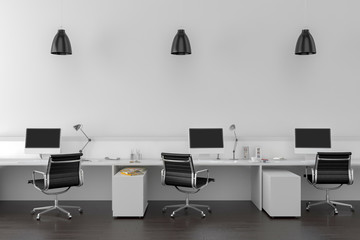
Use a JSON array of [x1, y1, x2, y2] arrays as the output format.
[[112, 167, 148, 217], [262, 169, 301, 217]]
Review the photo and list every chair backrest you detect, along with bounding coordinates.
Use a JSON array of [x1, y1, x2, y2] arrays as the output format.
[[161, 152, 195, 188], [315, 152, 352, 184], [46, 153, 83, 189]]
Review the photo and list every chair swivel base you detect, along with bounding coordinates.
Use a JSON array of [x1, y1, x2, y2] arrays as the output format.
[[162, 203, 211, 218], [162, 195, 211, 218], [306, 200, 354, 214], [31, 199, 82, 220]]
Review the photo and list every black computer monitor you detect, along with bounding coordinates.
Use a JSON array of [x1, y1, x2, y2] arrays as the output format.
[[189, 128, 224, 154], [294, 128, 331, 154], [25, 128, 61, 154]]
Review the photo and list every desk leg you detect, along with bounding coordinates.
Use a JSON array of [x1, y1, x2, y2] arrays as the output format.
[[251, 165, 262, 211]]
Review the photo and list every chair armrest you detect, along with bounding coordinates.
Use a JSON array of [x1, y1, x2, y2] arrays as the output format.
[[32, 170, 47, 190], [305, 166, 309, 177], [161, 169, 166, 186], [194, 169, 209, 189], [79, 169, 84, 186], [349, 168, 354, 185], [32, 170, 45, 180], [305, 167, 316, 185]]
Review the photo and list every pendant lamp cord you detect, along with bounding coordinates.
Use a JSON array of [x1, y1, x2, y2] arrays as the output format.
[[181, 0, 185, 29], [304, 0, 308, 29], [60, 0, 64, 29]]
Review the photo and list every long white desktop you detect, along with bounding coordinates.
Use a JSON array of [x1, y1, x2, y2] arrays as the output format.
[[2, 157, 355, 214]]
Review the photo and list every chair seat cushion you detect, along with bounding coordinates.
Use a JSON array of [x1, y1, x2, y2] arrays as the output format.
[[28, 179, 45, 190], [305, 174, 350, 184], [196, 177, 215, 188], [316, 175, 350, 184]]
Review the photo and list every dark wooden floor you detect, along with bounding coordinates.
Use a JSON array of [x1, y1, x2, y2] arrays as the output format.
[[0, 200, 360, 240]]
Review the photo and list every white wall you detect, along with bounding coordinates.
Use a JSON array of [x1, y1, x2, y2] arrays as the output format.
[[1, 1, 360, 201], [1, 0, 360, 138]]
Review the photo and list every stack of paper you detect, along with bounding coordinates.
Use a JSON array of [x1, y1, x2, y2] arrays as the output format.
[[119, 167, 146, 176]]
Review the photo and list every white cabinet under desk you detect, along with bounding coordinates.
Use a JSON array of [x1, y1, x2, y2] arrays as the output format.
[[262, 169, 301, 217], [112, 165, 148, 217]]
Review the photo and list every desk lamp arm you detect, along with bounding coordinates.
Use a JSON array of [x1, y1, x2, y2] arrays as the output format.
[[232, 131, 238, 160], [79, 129, 92, 153]]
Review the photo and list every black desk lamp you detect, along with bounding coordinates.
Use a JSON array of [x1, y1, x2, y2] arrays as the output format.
[[229, 124, 238, 160], [74, 124, 92, 153]]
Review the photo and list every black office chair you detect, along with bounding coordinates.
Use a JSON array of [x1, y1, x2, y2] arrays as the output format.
[[305, 152, 354, 214], [28, 153, 84, 220], [161, 152, 215, 218]]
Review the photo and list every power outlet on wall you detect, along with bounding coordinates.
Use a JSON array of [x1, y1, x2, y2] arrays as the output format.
[[242, 146, 250, 160]]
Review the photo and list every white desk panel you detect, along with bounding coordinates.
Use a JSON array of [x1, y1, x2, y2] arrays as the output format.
[[3, 158, 360, 168], [0, 158, 335, 167]]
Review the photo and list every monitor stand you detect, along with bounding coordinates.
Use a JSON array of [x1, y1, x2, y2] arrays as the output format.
[[39, 154, 50, 160]]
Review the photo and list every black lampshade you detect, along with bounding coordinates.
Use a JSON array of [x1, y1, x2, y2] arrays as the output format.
[[295, 29, 316, 55], [73, 124, 82, 131], [51, 29, 72, 55], [171, 29, 191, 55]]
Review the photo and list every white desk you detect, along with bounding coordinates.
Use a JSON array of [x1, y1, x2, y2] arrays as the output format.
[[0, 158, 358, 212], [0, 158, 320, 167]]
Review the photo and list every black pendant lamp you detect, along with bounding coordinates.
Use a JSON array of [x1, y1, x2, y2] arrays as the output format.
[[295, 0, 316, 55], [51, 29, 72, 55], [51, 0, 72, 55], [171, 29, 191, 55], [295, 29, 316, 55]]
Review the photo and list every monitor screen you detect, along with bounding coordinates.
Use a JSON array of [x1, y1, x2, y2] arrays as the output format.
[[189, 128, 224, 154], [295, 128, 331, 154], [25, 128, 61, 154]]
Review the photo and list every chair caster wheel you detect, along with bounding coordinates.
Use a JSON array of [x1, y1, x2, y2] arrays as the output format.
[[78, 209, 83, 214], [68, 214, 72, 219], [201, 212, 206, 218], [162, 208, 166, 213], [306, 202, 310, 211], [31, 210, 35, 215], [207, 208, 212, 213], [170, 213, 175, 218], [351, 207, 355, 212], [334, 209, 338, 215], [36, 215, 40, 221]]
